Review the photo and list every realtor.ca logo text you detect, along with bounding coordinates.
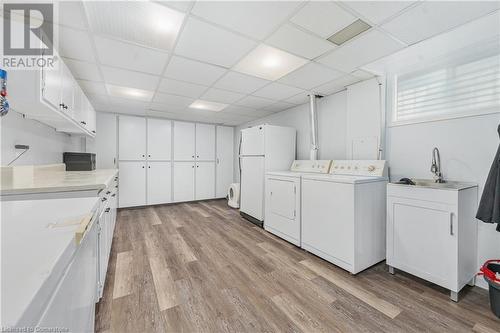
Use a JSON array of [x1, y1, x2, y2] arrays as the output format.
[[2, 2, 58, 70]]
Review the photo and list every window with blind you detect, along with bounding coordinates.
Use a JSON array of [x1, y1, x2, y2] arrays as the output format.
[[393, 50, 500, 124]]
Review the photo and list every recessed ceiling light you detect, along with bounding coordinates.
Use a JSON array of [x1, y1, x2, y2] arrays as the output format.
[[106, 84, 154, 102], [327, 19, 371, 46], [189, 99, 228, 112], [233, 44, 308, 81]]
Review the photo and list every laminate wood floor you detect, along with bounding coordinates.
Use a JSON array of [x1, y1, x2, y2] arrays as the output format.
[[95, 200, 499, 333]]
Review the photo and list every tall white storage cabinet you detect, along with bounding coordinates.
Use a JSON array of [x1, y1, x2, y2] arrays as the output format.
[[86, 113, 117, 169], [147, 118, 172, 160], [216, 126, 234, 198], [119, 116, 146, 161], [173, 121, 216, 202]]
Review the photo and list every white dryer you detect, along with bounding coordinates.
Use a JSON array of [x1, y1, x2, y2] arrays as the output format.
[[301, 160, 388, 274], [265, 160, 332, 246]]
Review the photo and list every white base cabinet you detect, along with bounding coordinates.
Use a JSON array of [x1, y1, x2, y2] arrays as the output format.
[[147, 162, 172, 205], [196, 162, 215, 200], [119, 162, 146, 207], [173, 162, 195, 202], [386, 183, 478, 301]]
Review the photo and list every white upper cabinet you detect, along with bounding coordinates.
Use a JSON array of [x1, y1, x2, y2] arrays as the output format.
[[216, 126, 234, 198], [196, 162, 215, 200], [173, 121, 196, 161], [147, 162, 172, 205], [147, 118, 172, 160], [60, 64, 75, 117], [41, 58, 62, 111], [119, 116, 146, 160], [196, 124, 216, 161], [173, 162, 195, 202]]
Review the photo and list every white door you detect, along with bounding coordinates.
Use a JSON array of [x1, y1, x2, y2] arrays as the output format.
[[60, 64, 75, 117], [196, 123, 215, 161], [241, 125, 265, 156], [173, 162, 195, 202], [173, 121, 196, 161], [86, 113, 117, 169], [118, 162, 146, 207], [265, 176, 300, 245], [86, 101, 96, 134], [148, 162, 172, 205], [147, 118, 172, 160], [216, 126, 234, 198], [240, 156, 265, 221], [119, 116, 146, 160], [196, 162, 215, 200], [388, 197, 456, 288], [41, 56, 62, 111]]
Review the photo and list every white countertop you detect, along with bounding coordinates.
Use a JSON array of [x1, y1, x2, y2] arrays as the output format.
[[0, 164, 118, 195], [1, 196, 100, 326]]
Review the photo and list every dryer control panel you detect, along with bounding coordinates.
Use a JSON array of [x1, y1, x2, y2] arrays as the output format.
[[330, 160, 387, 177], [290, 160, 332, 173]]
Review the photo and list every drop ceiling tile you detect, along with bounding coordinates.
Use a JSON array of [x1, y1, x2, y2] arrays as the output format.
[[153, 92, 194, 108], [285, 93, 310, 105], [157, 1, 194, 12], [290, 1, 357, 38], [266, 24, 336, 60], [201, 88, 245, 104], [318, 29, 405, 72], [94, 36, 168, 75], [253, 82, 304, 101], [58, 1, 88, 29], [58, 26, 95, 62], [233, 44, 308, 81], [158, 78, 208, 98], [175, 17, 256, 68], [149, 103, 187, 113], [213, 71, 270, 94], [77, 80, 107, 96], [382, 1, 500, 45], [278, 62, 344, 90], [63, 58, 101, 81], [235, 95, 277, 109], [101, 66, 160, 91], [164, 56, 227, 86], [191, 1, 302, 40], [262, 100, 295, 112], [351, 69, 374, 80], [84, 1, 184, 50], [342, 1, 416, 25], [223, 105, 273, 119], [313, 75, 362, 95]]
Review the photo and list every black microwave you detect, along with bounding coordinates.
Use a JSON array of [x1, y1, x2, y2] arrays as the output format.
[[63, 152, 96, 171]]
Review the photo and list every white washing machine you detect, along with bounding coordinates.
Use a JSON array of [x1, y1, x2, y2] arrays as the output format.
[[265, 160, 332, 246], [301, 160, 388, 274]]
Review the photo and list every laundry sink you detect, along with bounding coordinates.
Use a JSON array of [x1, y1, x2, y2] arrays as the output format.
[[391, 179, 476, 191]]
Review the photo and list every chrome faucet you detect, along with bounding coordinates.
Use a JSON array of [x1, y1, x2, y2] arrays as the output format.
[[430, 147, 445, 183]]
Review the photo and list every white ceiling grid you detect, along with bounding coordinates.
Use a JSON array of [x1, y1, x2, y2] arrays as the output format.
[[52, 0, 499, 126]]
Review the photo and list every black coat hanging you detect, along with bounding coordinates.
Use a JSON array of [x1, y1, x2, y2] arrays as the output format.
[[476, 124, 500, 232]]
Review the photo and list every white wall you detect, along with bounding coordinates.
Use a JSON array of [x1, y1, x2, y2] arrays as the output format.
[[234, 90, 347, 181], [1, 111, 83, 166], [386, 113, 500, 288]]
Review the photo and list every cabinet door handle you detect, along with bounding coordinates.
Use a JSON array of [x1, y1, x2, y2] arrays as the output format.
[[106, 191, 111, 195], [217, 158, 219, 164], [142, 166, 145, 169], [80, 121, 86, 125], [148, 154, 151, 157], [92, 130, 96, 134], [449, 212, 454, 235], [111, 193, 116, 197], [148, 166, 151, 169], [105, 208, 110, 213], [192, 155, 194, 158]]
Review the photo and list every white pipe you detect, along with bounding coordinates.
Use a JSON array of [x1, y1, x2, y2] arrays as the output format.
[[308, 94, 320, 160]]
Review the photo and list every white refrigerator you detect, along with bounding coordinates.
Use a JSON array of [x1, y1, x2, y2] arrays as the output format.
[[239, 124, 296, 226]]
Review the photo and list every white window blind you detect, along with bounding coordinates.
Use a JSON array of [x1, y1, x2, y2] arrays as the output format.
[[394, 52, 500, 123]]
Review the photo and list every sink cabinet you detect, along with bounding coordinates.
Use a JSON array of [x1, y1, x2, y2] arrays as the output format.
[[386, 183, 478, 301]]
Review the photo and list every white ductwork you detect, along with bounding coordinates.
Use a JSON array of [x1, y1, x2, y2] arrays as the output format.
[[308, 94, 321, 160]]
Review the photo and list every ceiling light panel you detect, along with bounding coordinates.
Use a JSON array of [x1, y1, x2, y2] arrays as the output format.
[[164, 56, 227, 86], [327, 19, 371, 46], [318, 30, 405, 73], [189, 99, 228, 112], [266, 24, 336, 60], [290, 1, 357, 38], [174, 17, 256, 68], [158, 78, 208, 98], [235, 95, 277, 109], [191, 1, 302, 40], [279, 62, 344, 90], [106, 84, 154, 102], [101, 66, 160, 91], [94, 36, 168, 75], [253, 82, 304, 101], [381, 1, 500, 45], [214, 71, 270, 95], [342, 1, 416, 25], [233, 44, 308, 81], [84, 1, 184, 50]]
